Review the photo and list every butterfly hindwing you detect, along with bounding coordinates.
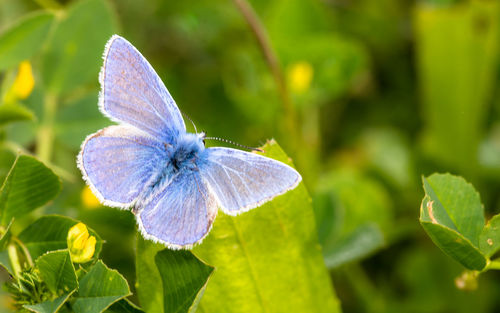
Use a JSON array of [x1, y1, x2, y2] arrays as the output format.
[[136, 170, 218, 248], [78, 125, 166, 208], [199, 147, 302, 215], [100, 35, 185, 143]]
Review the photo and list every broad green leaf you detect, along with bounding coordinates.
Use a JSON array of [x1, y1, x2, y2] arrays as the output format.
[[0, 155, 61, 225], [0, 11, 54, 70], [24, 291, 74, 313], [415, 1, 500, 175], [420, 221, 486, 270], [323, 223, 384, 269], [42, 0, 117, 95], [0, 103, 34, 125], [422, 174, 484, 245], [135, 237, 164, 313], [36, 250, 78, 294], [18, 215, 102, 260], [420, 174, 487, 270], [155, 249, 214, 313], [107, 299, 144, 313], [72, 261, 130, 313], [479, 214, 500, 258], [192, 140, 340, 313]]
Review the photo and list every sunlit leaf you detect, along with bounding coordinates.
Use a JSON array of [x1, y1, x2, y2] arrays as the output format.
[[192, 140, 340, 313]]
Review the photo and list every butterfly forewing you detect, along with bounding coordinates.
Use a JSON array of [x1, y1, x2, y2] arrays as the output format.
[[100, 35, 185, 143]]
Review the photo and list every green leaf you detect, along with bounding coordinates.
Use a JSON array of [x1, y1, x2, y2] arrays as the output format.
[[0, 103, 34, 125], [314, 168, 392, 267], [191, 140, 340, 313], [18, 215, 102, 260], [0, 155, 61, 225], [25, 292, 74, 313], [0, 218, 13, 250], [323, 223, 385, 269], [135, 237, 164, 313], [0, 11, 54, 70], [422, 174, 485, 245], [420, 173, 487, 270], [415, 1, 500, 174], [24, 291, 75, 313], [155, 249, 214, 313], [107, 299, 144, 313], [36, 250, 78, 294], [72, 261, 131, 313], [42, 0, 117, 95], [479, 214, 500, 258]]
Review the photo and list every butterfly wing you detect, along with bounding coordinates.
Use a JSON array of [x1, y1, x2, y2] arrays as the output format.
[[99, 35, 185, 143], [78, 125, 166, 208], [136, 170, 218, 248], [199, 147, 302, 215]]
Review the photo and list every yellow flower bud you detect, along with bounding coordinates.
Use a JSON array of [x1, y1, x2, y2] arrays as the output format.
[[67, 222, 96, 263], [287, 61, 314, 94], [12, 61, 35, 100], [81, 186, 101, 209]]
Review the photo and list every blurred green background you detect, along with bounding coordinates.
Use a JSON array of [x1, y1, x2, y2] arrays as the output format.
[[1, 0, 500, 312]]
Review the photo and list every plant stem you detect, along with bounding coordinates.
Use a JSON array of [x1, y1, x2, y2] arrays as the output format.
[[37, 93, 58, 164], [7, 244, 21, 277], [13, 237, 33, 268], [232, 0, 297, 146], [485, 259, 500, 271]]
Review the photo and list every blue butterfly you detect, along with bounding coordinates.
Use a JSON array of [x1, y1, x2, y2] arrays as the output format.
[[78, 35, 302, 249]]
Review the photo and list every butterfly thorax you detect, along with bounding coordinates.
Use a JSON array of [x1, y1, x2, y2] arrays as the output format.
[[169, 133, 205, 172]]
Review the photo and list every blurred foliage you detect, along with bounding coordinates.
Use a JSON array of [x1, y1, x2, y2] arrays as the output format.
[[0, 0, 500, 312]]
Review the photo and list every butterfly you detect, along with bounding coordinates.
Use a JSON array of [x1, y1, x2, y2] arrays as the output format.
[[77, 35, 302, 249]]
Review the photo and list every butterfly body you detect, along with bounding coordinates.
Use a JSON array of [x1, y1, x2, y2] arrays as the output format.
[[169, 132, 205, 172], [78, 35, 301, 249]]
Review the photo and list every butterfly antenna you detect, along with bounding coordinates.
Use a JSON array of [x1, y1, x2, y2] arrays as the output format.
[[204, 137, 264, 153], [181, 111, 198, 134]]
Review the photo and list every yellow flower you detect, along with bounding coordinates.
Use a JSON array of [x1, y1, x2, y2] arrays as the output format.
[[81, 186, 101, 209], [12, 61, 35, 100], [67, 223, 96, 263], [287, 61, 314, 94]]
